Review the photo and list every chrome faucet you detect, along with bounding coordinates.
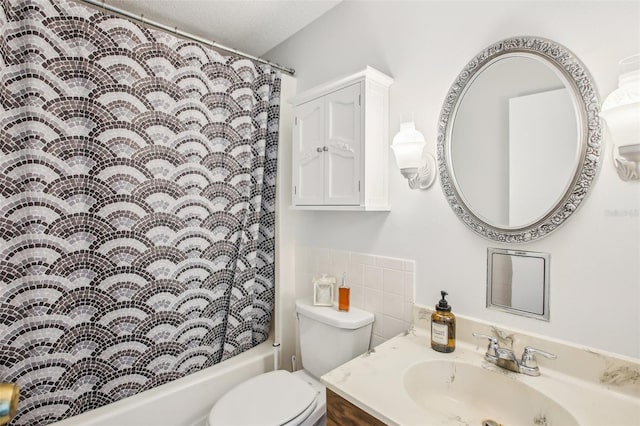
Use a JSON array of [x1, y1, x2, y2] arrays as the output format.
[[472, 333, 556, 376]]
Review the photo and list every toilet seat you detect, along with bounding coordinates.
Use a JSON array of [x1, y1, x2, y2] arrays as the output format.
[[207, 370, 318, 426]]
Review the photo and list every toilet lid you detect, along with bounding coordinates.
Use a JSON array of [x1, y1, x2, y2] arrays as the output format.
[[208, 370, 317, 426]]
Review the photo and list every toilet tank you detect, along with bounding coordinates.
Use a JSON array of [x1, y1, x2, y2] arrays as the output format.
[[295, 299, 374, 379]]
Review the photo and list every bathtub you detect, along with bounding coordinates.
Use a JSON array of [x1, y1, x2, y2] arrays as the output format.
[[53, 339, 275, 426]]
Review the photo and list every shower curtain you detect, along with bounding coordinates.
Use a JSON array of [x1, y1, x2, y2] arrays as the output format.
[[0, 0, 280, 424]]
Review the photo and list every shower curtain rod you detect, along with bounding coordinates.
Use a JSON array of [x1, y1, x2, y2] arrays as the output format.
[[76, 0, 295, 75]]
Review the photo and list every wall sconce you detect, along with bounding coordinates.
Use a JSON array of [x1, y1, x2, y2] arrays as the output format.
[[390, 122, 436, 189], [600, 54, 640, 181]]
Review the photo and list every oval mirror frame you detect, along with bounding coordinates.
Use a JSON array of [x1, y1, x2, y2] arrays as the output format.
[[437, 36, 602, 243]]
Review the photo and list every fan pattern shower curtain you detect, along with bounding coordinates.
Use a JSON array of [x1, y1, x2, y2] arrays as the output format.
[[0, 0, 280, 424]]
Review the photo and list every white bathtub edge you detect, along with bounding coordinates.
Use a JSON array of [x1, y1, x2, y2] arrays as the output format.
[[52, 338, 274, 426]]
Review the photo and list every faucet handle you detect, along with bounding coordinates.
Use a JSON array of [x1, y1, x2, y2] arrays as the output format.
[[472, 333, 499, 357], [521, 346, 557, 368]]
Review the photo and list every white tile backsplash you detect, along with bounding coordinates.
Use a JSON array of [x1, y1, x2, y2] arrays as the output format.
[[331, 250, 349, 265], [317, 250, 331, 272], [370, 334, 386, 349], [381, 315, 407, 339], [372, 312, 384, 336], [376, 256, 404, 271], [329, 255, 348, 283], [300, 247, 414, 348], [382, 292, 404, 320], [347, 262, 364, 286], [403, 271, 414, 302], [363, 265, 383, 290], [403, 301, 413, 323], [403, 260, 415, 272], [363, 288, 383, 313], [349, 285, 364, 309], [350, 252, 377, 266], [382, 268, 403, 295]]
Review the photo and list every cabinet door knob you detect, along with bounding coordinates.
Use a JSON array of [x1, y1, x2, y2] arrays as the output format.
[[323, 146, 329, 152], [316, 147, 323, 153]]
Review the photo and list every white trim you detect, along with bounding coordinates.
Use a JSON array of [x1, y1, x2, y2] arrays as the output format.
[[289, 66, 393, 106]]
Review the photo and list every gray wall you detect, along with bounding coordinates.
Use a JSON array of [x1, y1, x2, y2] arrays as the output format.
[[266, 1, 640, 358]]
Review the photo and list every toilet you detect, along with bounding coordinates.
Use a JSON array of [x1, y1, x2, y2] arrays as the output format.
[[207, 299, 374, 426]]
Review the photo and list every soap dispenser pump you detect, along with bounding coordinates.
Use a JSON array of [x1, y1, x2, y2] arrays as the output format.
[[431, 290, 456, 353]]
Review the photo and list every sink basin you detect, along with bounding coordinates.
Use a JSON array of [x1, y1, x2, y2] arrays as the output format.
[[403, 360, 579, 425]]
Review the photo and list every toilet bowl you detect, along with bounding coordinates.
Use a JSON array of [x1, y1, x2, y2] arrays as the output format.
[[207, 369, 325, 426], [206, 300, 374, 426]]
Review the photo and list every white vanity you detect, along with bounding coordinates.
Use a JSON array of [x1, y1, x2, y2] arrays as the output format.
[[322, 306, 640, 425]]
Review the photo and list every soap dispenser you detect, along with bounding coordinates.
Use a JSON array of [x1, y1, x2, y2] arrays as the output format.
[[338, 272, 350, 312], [431, 291, 456, 353]]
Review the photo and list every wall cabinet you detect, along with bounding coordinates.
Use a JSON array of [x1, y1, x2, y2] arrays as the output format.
[[291, 67, 393, 210]]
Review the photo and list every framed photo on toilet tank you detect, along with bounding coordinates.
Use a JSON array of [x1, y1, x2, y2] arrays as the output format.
[[313, 274, 335, 306]]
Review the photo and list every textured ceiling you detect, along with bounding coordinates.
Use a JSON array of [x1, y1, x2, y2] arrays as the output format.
[[102, 0, 342, 58]]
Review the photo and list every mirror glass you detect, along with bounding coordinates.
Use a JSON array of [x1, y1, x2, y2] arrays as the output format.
[[450, 55, 579, 228], [487, 248, 550, 321], [438, 37, 602, 243]]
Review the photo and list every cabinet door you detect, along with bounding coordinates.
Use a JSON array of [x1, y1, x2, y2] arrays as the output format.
[[324, 83, 362, 205], [293, 97, 325, 205]]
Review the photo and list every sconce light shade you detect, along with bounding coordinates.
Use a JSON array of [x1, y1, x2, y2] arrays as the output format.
[[390, 121, 436, 189], [391, 122, 426, 178], [600, 54, 640, 181]]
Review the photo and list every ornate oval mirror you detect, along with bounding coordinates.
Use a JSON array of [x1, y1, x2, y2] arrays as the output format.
[[438, 36, 602, 243]]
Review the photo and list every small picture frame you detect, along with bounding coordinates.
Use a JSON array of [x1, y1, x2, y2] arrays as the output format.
[[313, 281, 334, 306]]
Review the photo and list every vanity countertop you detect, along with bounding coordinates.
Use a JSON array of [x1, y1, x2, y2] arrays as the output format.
[[321, 321, 640, 426]]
